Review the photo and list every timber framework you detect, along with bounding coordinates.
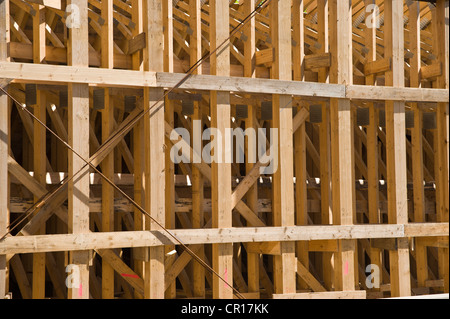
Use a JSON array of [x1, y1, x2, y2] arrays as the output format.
[[0, 0, 449, 299]]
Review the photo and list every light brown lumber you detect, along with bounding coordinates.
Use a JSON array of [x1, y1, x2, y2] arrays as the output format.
[[409, 0, 428, 289], [0, 223, 448, 255], [329, 0, 356, 292], [270, 0, 296, 295], [143, 0, 165, 299], [131, 0, 144, 299], [292, 0, 308, 292], [210, 0, 233, 299], [163, 0, 175, 299], [0, 0, 9, 295], [365, 0, 382, 291], [67, 0, 90, 299], [190, 0, 204, 299], [101, 0, 115, 299], [384, 0, 411, 297], [433, 0, 449, 293], [31, 3, 46, 299]]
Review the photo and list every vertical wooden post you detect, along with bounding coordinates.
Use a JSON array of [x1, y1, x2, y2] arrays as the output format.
[[384, 0, 411, 297], [293, 0, 308, 291], [408, 0, 427, 288], [67, 0, 90, 299], [271, 0, 296, 295], [210, 0, 233, 299], [190, 0, 205, 298], [144, 0, 165, 299], [131, 0, 145, 299], [163, 0, 176, 299], [329, 0, 356, 292], [433, 0, 449, 293], [317, 0, 333, 290], [31, 2, 46, 299], [0, 0, 10, 299], [365, 0, 382, 290], [101, 0, 115, 299], [243, 0, 259, 296]]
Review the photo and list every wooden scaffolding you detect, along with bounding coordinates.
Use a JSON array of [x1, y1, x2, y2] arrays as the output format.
[[0, 0, 448, 299]]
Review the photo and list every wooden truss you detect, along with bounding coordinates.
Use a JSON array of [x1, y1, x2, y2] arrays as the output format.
[[0, 0, 448, 299]]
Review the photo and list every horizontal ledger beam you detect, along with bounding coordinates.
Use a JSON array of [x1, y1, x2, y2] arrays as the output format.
[[0, 223, 447, 254], [1, 62, 448, 102]]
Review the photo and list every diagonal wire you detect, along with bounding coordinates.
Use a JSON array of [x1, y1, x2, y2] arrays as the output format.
[[0, 0, 273, 299]]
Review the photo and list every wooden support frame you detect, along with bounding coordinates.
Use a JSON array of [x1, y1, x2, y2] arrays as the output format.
[[0, 0, 447, 300]]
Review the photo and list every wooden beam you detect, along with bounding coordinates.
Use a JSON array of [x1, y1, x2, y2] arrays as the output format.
[[67, 0, 90, 299], [100, 0, 115, 299], [384, 0, 411, 297], [210, 0, 233, 299], [143, 0, 165, 299], [271, 0, 296, 295], [0, 223, 448, 255], [409, 0, 428, 289], [1, 62, 449, 102], [433, 0, 449, 294], [329, 0, 356, 292], [0, 0, 10, 298], [365, 0, 382, 292]]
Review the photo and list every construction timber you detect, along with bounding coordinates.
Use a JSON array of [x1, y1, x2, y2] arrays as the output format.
[[0, 0, 448, 299]]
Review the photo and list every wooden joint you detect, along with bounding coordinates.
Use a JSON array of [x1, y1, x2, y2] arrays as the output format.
[[304, 52, 331, 71], [255, 47, 274, 66], [364, 57, 391, 76], [126, 32, 146, 55], [420, 62, 442, 79]]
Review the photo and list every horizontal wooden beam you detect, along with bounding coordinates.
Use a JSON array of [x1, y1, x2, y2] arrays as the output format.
[[1, 62, 448, 102], [0, 223, 447, 255]]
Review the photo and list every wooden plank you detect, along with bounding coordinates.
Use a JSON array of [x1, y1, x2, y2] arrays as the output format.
[[243, 0, 259, 297], [0, 0, 11, 298], [131, 0, 144, 299], [433, 0, 449, 294], [308, 240, 338, 252], [210, 0, 233, 299], [409, 0, 428, 289], [273, 290, 366, 299], [292, 0, 307, 292], [329, 0, 356, 292], [101, 0, 115, 299], [32, 90, 46, 299], [67, 0, 90, 299], [143, 0, 166, 300], [366, 0, 382, 291], [271, 0, 296, 295], [1, 223, 448, 255], [2, 62, 449, 102], [384, 0, 411, 298]]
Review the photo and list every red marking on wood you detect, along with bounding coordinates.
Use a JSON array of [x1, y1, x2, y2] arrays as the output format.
[[121, 273, 140, 279]]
